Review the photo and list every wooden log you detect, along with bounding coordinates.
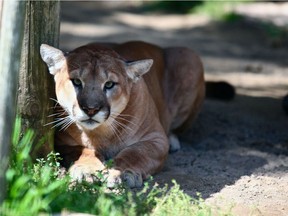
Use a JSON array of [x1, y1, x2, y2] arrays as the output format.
[[17, 1, 60, 158], [0, 0, 26, 203]]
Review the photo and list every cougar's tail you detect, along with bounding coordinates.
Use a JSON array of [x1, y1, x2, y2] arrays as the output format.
[[282, 95, 288, 115], [205, 81, 235, 101]]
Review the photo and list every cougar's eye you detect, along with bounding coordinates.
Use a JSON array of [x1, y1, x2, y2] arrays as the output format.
[[104, 81, 115, 90], [71, 78, 82, 87]]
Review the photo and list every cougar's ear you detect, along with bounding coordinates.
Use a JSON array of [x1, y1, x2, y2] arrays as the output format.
[[40, 44, 66, 75], [125, 59, 153, 82]]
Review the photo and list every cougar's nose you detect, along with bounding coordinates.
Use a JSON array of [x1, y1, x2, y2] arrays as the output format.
[[81, 105, 101, 117]]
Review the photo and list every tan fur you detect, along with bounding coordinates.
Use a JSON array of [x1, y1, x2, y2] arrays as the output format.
[[40, 41, 205, 188]]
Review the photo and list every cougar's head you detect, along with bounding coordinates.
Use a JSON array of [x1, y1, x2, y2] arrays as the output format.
[[40, 44, 153, 131]]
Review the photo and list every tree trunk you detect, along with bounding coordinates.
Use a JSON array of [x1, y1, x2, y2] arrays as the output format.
[[0, 0, 26, 203], [17, 1, 60, 158]]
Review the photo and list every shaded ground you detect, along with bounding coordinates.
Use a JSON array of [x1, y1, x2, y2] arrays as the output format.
[[60, 2, 288, 215]]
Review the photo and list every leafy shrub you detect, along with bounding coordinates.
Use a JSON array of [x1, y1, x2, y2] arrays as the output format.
[[0, 119, 213, 216]]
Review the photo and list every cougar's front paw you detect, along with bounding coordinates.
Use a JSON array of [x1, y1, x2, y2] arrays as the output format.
[[122, 170, 143, 188], [105, 169, 122, 188], [69, 163, 101, 183], [105, 169, 143, 188], [68, 163, 143, 188]]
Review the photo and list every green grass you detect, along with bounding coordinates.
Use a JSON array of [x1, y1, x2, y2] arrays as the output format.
[[191, 0, 245, 22], [0, 118, 216, 216], [144, 1, 245, 22]]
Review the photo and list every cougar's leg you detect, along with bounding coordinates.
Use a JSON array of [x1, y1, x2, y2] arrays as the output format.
[[163, 47, 205, 134]]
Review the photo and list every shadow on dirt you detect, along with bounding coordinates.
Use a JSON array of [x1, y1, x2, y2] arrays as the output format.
[[154, 94, 288, 198]]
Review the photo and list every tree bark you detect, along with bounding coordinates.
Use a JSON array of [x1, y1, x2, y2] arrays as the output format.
[[17, 1, 60, 158], [0, 0, 26, 203]]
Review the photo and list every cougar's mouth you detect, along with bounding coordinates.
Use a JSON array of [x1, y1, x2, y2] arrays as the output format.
[[81, 118, 100, 124], [77, 118, 100, 130], [75, 109, 110, 130]]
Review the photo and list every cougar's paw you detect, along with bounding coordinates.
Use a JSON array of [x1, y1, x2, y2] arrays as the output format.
[[169, 133, 181, 153], [68, 163, 100, 183], [105, 169, 143, 188], [122, 170, 143, 188], [105, 169, 122, 188]]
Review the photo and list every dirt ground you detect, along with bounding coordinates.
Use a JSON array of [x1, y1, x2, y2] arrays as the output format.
[[59, 2, 288, 215]]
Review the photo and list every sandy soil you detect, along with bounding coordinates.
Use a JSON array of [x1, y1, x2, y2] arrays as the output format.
[[59, 2, 288, 215]]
